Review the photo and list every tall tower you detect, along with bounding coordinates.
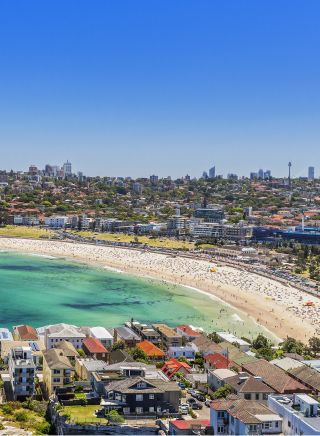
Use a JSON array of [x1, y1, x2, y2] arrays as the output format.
[[288, 162, 292, 187]]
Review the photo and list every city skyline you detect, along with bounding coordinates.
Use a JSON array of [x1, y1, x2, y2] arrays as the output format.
[[1, 1, 320, 177]]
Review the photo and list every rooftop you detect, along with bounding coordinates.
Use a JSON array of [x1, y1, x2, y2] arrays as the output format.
[[137, 340, 165, 357], [83, 337, 108, 354], [153, 323, 182, 339], [90, 326, 113, 340]]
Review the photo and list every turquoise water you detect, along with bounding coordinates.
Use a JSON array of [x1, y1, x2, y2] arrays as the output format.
[[0, 252, 271, 339]]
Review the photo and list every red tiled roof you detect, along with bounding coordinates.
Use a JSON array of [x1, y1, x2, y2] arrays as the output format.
[[205, 353, 232, 369], [176, 325, 201, 337], [170, 419, 210, 430], [137, 340, 165, 357], [162, 358, 192, 378], [15, 325, 38, 341], [82, 337, 108, 354]]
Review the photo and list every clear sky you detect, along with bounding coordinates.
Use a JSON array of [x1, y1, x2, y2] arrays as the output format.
[[0, 0, 319, 178]]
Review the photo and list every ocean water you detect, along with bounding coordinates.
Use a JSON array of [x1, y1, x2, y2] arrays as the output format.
[[0, 252, 272, 339]]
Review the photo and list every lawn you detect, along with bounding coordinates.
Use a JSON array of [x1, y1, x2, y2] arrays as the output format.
[[63, 405, 107, 424], [75, 231, 195, 250], [0, 225, 54, 239]]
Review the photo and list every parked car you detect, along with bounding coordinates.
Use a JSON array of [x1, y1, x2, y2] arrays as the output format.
[[187, 388, 196, 395], [179, 404, 189, 415], [195, 394, 206, 402], [187, 397, 197, 404], [178, 382, 186, 389], [205, 399, 212, 407], [191, 402, 203, 410]]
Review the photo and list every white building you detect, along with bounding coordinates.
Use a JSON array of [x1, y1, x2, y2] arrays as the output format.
[[63, 160, 72, 177], [191, 222, 252, 241], [9, 346, 36, 400], [167, 346, 195, 361], [216, 332, 251, 352], [268, 394, 320, 435], [0, 328, 13, 341], [41, 323, 86, 350], [44, 216, 68, 228], [90, 326, 113, 348], [13, 215, 40, 226]]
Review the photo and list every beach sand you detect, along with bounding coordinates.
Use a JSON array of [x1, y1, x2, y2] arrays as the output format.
[[0, 238, 318, 342]]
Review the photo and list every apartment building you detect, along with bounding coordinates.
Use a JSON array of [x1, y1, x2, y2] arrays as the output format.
[[152, 324, 182, 348], [43, 323, 86, 349], [9, 346, 36, 400], [43, 348, 74, 396]]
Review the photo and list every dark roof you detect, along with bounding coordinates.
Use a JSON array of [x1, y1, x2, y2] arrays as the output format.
[[288, 365, 320, 392], [224, 373, 275, 394], [106, 376, 180, 395], [242, 359, 310, 394], [109, 349, 134, 364], [284, 353, 304, 361]]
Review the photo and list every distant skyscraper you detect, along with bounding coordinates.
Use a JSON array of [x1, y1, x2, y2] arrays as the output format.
[[63, 160, 72, 177], [264, 170, 271, 179], [250, 172, 258, 180], [258, 169, 264, 179], [209, 166, 216, 178], [150, 174, 158, 185], [202, 171, 208, 179], [308, 166, 315, 181]]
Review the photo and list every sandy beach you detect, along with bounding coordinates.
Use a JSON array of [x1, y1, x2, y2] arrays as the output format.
[[0, 238, 319, 343]]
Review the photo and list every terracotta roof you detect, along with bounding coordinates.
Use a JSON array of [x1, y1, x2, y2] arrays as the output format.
[[170, 419, 210, 430], [162, 358, 191, 378], [224, 373, 275, 393], [242, 359, 310, 394], [83, 337, 108, 354], [14, 325, 38, 341], [288, 365, 320, 392], [137, 340, 165, 357], [176, 325, 201, 337], [205, 353, 232, 369]]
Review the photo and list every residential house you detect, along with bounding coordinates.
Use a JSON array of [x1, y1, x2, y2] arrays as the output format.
[[287, 365, 320, 395], [175, 325, 202, 341], [1, 340, 45, 366], [114, 326, 141, 348], [242, 359, 312, 394], [43, 348, 74, 396], [104, 376, 180, 416], [82, 337, 108, 362], [108, 349, 134, 364], [270, 357, 304, 372], [162, 358, 192, 379], [210, 395, 282, 435], [189, 335, 223, 356], [43, 323, 86, 350], [136, 340, 165, 361], [185, 373, 208, 392], [75, 358, 108, 381], [167, 346, 195, 361], [204, 353, 235, 371], [219, 342, 257, 368], [152, 324, 182, 348], [89, 326, 113, 348], [9, 346, 36, 400], [208, 368, 237, 392], [13, 324, 38, 341], [217, 332, 251, 352], [169, 419, 211, 435], [0, 328, 13, 342], [127, 321, 161, 345], [55, 340, 79, 362], [224, 372, 275, 401], [268, 394, 320, 435]]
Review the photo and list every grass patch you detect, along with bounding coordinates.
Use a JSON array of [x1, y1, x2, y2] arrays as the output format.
[[74, 392, 86, 399], [63, 405, 107, 424], [74, 231, 194, 250], [0, 225, 54, 239]]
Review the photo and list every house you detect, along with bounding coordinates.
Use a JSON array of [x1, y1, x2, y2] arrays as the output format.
[[224, 372, 275, 401], [175, 325, 202, 341], [9, 347, 36, 400], [1, 340, 45, 366], [114, 326, 141, 348], [89, 326, 113, 348], [270, 357, 304, 372], [268, 394, 320, 435], [167, 346, 195, 361], [152, 324, 182, 348], [0, 328, 13, 342], [189, 335, 223, 355], [82, 337, 108, 361], [127, 321, 161, 344], [103, 376, 180, 416], [55, 340, 79, 362], [210, 395, 282, 435], [75, 358, 108, 381], [162, 358, 192, 379], [185, 373, 208, 391], [287, 365, 320, 395], [204, 353, 235, 371], [208, 368, 237, 392], [219, 342, 257, 367], [108, 349, 134, 364], [13, 324, 38, 341], [242, 359, 312, 394], [42, 323, 86, 350], [43, 348, 74, 396], [136, 340, 165, 361], [216, 332, 251, 352], [169, 419, 211, 435]]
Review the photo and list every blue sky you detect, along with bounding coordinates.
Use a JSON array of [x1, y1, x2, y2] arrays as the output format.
[[0, 0, 319, 178]]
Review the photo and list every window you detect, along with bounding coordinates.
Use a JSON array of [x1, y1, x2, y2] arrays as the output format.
[[275, 421, 279, 428], [255, 393, 259, 400], [135, 407, 143, 414], [244, 393, 251, 400], [263, 394, 268, 400], [217, 426, 224, 433], [123, 407, 130, 414], [218, 411, 225, 418], [53, 378, 60, 383], [249, 425, 257, 432], [136, 394, 143, 401], [149, 407, 155, 412], [288, 421, 291, 428], [53, 369, 60, 374], [122, 395, 126, 402], [157, 406, 161, 413], [263, 422, 270, 429], [149, 394, 154, 399]]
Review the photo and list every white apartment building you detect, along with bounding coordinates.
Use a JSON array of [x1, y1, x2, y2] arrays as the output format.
[[42, 323, 86, 350], [191, 222, 252, 241], [9, 347, 36, 400], [44, 216, 69, 228]]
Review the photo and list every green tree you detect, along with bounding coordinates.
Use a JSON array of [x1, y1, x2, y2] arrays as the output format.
[[281, 337, 305, 355], [106, 409, 125, 423], [308, 336, 320, 357], [212, 385, 232, 399], [252, 334, 269, 350]]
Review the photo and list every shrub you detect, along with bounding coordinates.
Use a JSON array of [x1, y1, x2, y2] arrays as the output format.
[[14, 410, 29, 422], [0, 403, 13, 415], [106, 409, 125, 424], [35, 421, 51, 434]]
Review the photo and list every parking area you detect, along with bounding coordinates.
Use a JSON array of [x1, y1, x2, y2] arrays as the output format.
[[180, 390, 211, 421]]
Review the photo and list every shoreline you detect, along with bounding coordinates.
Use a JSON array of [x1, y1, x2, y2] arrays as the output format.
[[0, 238, 318, 343]]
